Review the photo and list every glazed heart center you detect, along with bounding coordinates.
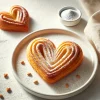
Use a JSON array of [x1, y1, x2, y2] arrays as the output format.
[[30, 38, 80, 72]]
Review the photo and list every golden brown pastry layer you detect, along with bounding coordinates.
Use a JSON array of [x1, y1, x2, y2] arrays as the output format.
[[27, 38, 83, 83], [0, 5, 29, 32]]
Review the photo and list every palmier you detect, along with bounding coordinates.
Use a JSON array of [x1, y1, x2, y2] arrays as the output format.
[[27, 38, 83, 83]]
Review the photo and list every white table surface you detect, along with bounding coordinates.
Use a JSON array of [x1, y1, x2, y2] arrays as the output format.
[[0, 0, 100, 100]]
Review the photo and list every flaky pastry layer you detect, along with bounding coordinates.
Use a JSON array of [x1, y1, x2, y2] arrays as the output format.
[[0, 5, 29, 32], [27, 38, 83, 83]]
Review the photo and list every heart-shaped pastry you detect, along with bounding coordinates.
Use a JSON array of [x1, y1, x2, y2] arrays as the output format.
[[27, 38, 83, 83], [0, 5, 29, 32]]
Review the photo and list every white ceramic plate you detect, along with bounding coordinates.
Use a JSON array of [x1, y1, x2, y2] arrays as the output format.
[[12, 29, 98, 99]]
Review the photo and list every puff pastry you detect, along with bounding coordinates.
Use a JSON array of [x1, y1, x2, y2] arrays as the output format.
[[0, 5, 29, 32], [27, 38, 83, 83]]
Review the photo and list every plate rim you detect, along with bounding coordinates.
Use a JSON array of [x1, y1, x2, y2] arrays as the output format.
[[11, 28, 98, 99]]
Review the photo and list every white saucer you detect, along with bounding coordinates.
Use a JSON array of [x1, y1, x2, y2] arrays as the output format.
[[12, 29, 98, 99]]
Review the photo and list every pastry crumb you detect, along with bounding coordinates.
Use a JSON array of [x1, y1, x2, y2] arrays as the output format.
[[34, 80, 39, 85], [6, 88, 12, 93], [21, 61, 25, 65], [4, 73, 9, 79], [0, 94, 4, 99], [27, 73, 32, 77], [65, 83, 69, 88], [76, 74, 80, 79]]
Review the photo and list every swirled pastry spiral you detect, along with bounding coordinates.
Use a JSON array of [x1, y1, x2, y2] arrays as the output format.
[[0, 5, 29, 32], [27, 38, 83, 83]]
